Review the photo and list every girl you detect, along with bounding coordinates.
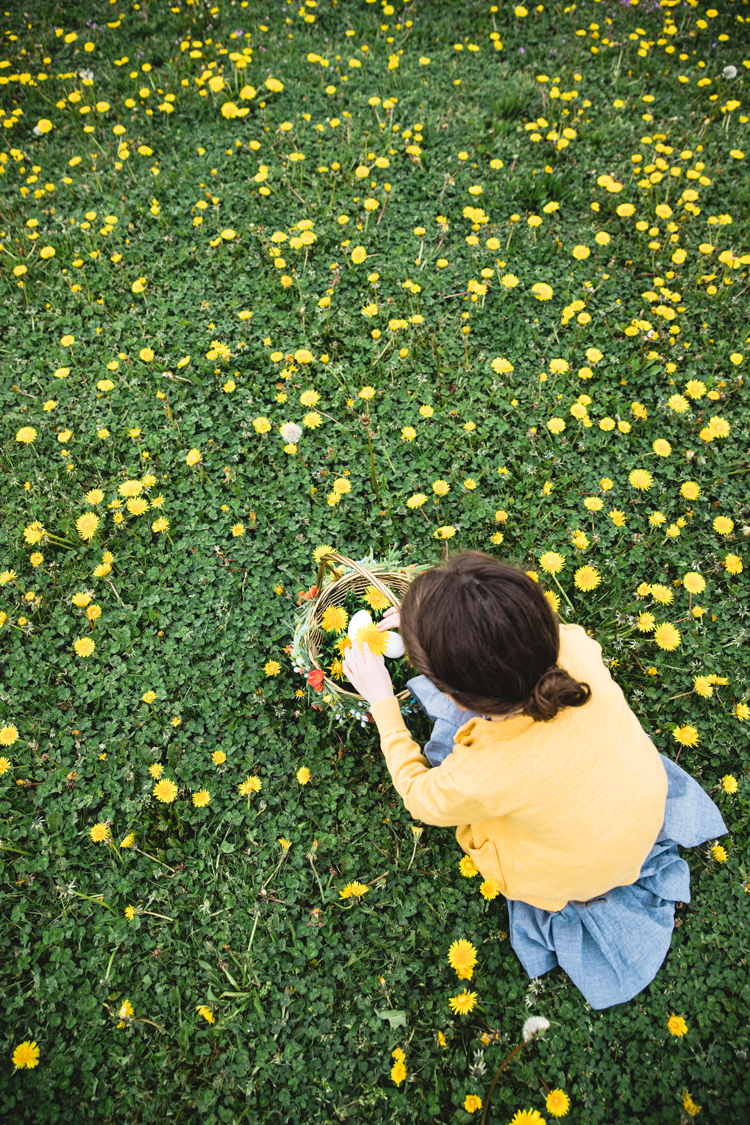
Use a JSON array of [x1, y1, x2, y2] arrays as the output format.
[[342, 551, 726, 1010]]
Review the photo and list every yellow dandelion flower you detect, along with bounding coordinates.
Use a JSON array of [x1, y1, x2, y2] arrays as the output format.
[[459, 855, 479, 877], [354, 621, 389, 657], [654, 623, 681, 651], [448, 939, 478, 980], [153, 778, 178, 803], [363, 586, 391, 612], [539, 551, 565, 574], [448, 990, 478, 1016]]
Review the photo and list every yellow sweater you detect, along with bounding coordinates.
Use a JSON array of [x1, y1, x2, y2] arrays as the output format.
[[371, 623, 668, 911]]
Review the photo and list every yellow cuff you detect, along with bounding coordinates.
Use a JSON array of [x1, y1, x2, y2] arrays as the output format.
[[370, 695, 407, 738]]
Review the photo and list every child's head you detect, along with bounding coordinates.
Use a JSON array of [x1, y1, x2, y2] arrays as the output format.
[[400, 551, 591, 722]]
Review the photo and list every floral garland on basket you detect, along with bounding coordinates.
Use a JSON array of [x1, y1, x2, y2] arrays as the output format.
[[289, 548, 430, 726]]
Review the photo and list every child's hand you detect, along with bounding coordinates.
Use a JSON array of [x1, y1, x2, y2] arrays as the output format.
[[342, 642, 395, 707], [377, 606, 401, 632]]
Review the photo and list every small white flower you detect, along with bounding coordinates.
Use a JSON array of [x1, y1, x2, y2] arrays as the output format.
[[723, 65, 737, 79], [522, 1016, 550, 1042], [280, 422, 303, 443], [79, 68, 94, 82]]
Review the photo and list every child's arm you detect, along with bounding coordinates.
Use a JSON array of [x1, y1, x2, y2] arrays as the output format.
[[343, 642, 490, 826], [370, 697, 490, 826]]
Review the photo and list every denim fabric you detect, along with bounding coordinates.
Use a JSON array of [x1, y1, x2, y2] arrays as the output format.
[[406, 674, 483, 766], [507, 755, 726, 1008]]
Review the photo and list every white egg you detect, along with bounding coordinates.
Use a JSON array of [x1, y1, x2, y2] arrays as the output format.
[[348, 609, 373, 647], [383, 631, 405, 659]]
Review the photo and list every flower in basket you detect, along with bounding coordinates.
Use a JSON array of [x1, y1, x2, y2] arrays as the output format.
[[363, 585, 391, 612], [349, 610, 405, 659], [321, 605, 348, 634], [308, 668, 325, 691]]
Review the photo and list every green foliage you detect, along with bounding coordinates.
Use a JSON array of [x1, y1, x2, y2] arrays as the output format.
[[1, 0, 749, 1122]]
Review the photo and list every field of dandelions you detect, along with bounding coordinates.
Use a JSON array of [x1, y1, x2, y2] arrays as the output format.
[[1, 0, 749, 1122]]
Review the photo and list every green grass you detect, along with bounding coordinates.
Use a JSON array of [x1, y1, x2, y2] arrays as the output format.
[[1, 0, 749, 1122]]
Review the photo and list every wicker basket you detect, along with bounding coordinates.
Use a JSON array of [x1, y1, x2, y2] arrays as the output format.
[[307, 551, 419, 703]]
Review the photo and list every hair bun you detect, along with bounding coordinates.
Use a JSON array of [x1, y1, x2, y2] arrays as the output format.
[[524, 665, 591, 723]]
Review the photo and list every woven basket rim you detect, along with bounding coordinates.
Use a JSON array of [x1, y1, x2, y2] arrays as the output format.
[[308, 568, 413, 701]]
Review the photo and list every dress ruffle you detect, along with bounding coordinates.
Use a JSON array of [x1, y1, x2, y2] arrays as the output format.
[[507, 755, 727, 1008], [407, 676, 728, 1009]]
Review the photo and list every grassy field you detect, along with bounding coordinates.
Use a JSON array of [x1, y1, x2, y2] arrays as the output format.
[[1, 0, 749, 1121]]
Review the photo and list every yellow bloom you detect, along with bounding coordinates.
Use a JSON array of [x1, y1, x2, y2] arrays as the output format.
[[0, 725, 18, 747], [89, 822, 110, 843], [185, 448, 202, 466], [321, 606, 348, 633], [120, 834, 135, 849], [339, 881, 368, 899], [16, 427, 37, 444], [448, 989, 478, 1016], [673, 725, 699, 748], [197, 1005, 215, 1023], [354, 621, 389, 657], [212, 751, 226, 765], [12, 1041, 40, 1070], [448, 939, 478, 980], [531, 282, 553, 300], [238, 775, 262, 796], [192, 789, 211, 808], [459, 855, 479, 877], [264, 660, 281, 676], [711, 844, 728, 863], [76, 513, 100, 541], [654, 623, 681, 651], [363, 586, 391, 612], [480, 879, 500, 900], [464, 1095, 483, 1113], [539, 551, 565, 575], [629, 469, 653, 491], [574, 566, 601, 592], [724, 554, 743, 576], [297, 766, 311, 784], [546, 1088, 571, 1118], [693, 677, 713, 698], [667, 1014, 688, 1037], [390, 1058, 406, 1086], [73, 637, 95, 657], [153, 778, 178, 803], [721, 775, 738, 794]]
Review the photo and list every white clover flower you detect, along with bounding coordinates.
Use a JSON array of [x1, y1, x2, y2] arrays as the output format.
[[723, 66, 737, 79], [522, 1016, 550, 1042], [280, 422, 303, 443], [79, 68, 94, 82]]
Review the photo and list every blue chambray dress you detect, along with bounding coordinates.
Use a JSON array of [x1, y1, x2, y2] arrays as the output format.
[[407, 675, 727, 1011]]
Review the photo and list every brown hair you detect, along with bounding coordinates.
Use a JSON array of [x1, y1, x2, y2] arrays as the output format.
[[400, 551, 591, 722]]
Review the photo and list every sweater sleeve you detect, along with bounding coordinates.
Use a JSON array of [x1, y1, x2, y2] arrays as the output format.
[[370, 696, 492, 827]]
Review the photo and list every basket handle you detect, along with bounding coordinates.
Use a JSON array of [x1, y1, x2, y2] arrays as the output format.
[[314, 551, 402, 609]]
